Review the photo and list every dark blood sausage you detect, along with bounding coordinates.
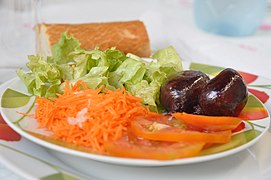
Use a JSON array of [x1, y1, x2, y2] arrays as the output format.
[[160, 70, 210, 113], [199, 68, 248, 116]]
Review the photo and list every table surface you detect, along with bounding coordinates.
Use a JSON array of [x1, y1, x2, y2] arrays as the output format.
[[0, 0, 271, 179], [0, 69, 23, 179]]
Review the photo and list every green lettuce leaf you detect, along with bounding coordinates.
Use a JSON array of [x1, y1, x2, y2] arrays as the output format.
[[105, 48, 127, 71], [126, 80, 161, 112], [17, 55, 62, 98], [151, 45, 183, 77], [17, 69, 35, 94], [57, 64, 74, 81], [52, 32, 81, 64], [109, 58, 146, 87], [136, 46, 183, 111]]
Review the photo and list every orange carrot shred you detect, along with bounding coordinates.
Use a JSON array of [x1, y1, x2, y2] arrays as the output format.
[[35, 80, 150, 152]]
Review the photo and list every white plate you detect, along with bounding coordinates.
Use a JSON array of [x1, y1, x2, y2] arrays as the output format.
[[1, 62, 271, 167], [1, 62, 271, 179]]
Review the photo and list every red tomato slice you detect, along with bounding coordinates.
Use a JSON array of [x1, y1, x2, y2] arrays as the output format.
[[105, 136, 204, 160], [173, 112, 242, 131], [135, 113, 186, 129], [131, 118, 232, 143]]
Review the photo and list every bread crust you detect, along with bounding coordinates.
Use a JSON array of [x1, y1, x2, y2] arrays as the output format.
[[36, 21, 151, 57]]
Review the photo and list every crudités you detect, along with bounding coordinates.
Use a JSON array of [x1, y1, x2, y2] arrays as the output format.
[[33, 80, 243, 160], [17, 32, 253, 160]]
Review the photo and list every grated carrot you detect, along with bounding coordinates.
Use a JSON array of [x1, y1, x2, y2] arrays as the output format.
[[35, 80, 150, 152]]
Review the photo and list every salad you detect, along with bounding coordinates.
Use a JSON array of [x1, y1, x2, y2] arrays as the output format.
[[17, 33, 183, 112], [15, 33, 265, 160]]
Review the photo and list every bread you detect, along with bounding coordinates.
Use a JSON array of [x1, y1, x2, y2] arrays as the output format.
[[35, 20, 151, 57]]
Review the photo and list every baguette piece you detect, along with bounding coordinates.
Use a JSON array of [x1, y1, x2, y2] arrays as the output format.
[[36, 20, 151, 57]]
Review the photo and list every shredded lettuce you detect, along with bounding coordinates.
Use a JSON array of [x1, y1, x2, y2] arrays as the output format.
[[51, 32, 81, 64], [17, 33, 183, 111]]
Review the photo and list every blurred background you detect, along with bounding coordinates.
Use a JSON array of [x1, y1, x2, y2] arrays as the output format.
[[0, 0, 271, 179], [0, 0, 271, 78]]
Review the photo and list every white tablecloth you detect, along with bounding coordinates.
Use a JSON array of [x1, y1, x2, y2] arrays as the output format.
[[0, 0, 271, 179], [0, 163, 23, 180]]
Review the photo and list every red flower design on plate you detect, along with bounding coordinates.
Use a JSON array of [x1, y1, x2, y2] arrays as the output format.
[[238, 107, 268, 120], [238, 71, 258, 84], [238, 70, 270, 104], [0, 114, 21, 141], [248, 88, 269, 104], [232, 121, 245, 133]]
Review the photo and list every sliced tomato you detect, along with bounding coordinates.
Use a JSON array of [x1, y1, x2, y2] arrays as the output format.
[[105, 136, 204, 160], [131, 119, 232, 143], [173, 112, 242, 131], [138, 112, 172, 124], [135, 113, 186, 128]]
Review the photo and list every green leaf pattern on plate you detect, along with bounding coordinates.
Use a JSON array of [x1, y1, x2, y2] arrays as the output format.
[[189, 62, 224, 76], [41, 173, 79, 180], [200, 129, 261, 155], [1, 88, 31, 108], [0, 143, 82, 180], [245, 95, 265, 108]]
